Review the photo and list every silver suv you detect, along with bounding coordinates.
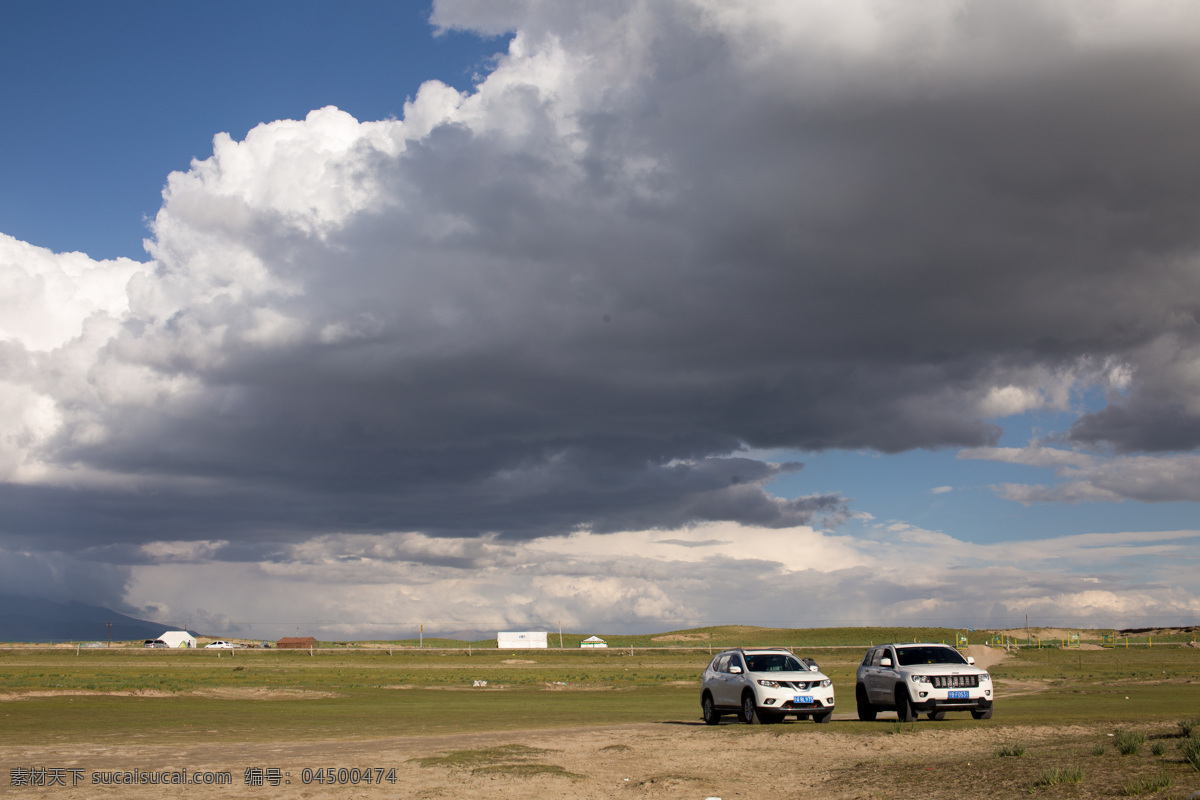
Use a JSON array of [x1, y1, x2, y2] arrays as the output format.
[[701, 648, 835, 725], [856, 643, 993, 721]]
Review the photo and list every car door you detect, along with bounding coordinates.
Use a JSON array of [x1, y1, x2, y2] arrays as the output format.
[[872, 646, 899, 704], [723, 653, 748, 707], [865, 647, 893, 704], [711, 653, 734, 707]]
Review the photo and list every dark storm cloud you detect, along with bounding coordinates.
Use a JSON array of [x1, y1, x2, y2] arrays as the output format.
[[8, 0, 1200, 556]]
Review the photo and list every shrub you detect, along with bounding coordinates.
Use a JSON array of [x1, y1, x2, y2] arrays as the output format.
[[996, 743, 1027, 757], [1115, 730, 1146, 755], [1151, 741, 1165, 756], [1092, 744, 1106, 756], [1179, 718, 1199, 738], [1181, 737, 1200, 772]]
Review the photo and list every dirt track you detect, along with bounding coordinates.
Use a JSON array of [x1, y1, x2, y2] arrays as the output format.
[[4, 717, 1170, 800]]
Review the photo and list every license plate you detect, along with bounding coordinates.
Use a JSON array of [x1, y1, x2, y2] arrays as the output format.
[[794, 695, 813, 704], [948, 690, 969, 699]]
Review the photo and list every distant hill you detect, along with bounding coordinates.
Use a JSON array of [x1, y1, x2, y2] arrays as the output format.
[[0, 595, 174, 643]]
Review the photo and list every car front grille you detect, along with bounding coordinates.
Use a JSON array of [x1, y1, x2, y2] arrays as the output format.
[[783, 681, 816, 690], [931, 675, 979, 689]]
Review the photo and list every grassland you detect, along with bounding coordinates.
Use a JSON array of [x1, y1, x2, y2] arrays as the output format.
[[3, 629, 1198, 799], [1, 629, 1197, 744]]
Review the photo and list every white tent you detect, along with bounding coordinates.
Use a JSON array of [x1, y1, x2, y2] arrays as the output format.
[[580, 636, 607, 649], [157, 631, 197, 648]]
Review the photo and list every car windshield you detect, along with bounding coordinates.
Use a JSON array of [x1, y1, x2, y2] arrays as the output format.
[[894, 646, 967, 666], [745, 653, 805, 672]]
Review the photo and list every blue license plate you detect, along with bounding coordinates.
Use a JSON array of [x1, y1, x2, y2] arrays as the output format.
[[948, 690, 969, 699], [794, 695, 813, 704]]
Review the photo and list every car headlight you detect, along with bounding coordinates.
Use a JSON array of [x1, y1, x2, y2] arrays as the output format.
[[911, 674, 931, 683], [820, 679, 832, 688], [980, 673, 991, 682], [757, 679, 781, 688]]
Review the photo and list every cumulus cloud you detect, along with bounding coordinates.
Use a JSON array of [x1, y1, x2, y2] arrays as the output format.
[[2, 0, 1200, 621]]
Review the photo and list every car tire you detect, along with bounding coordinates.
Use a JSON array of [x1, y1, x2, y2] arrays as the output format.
[[927, 711, 945, 721], [741, 692, 762, 724], [702, 693, 721, 725], [814, 710, 833, 724], [856, 684, 877, 721], [971, 707, 993, 720], [895, 688, 916, 723]]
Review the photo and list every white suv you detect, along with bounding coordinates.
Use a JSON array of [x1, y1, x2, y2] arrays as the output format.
[[856, 643, 993, 721], [701, 648, 835, 725]]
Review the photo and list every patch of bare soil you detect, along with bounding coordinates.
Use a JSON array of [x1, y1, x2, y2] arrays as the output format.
[[4, 720, 1164, 800], [651, 633, 711, 642], [963, 645, 1009, 670], [501, 659, 537, 664]]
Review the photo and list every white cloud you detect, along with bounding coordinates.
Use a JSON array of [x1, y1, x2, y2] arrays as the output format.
[[0, 233, 144, 352], [962, 444, 1200, 504], [122, 521, 1200, 637]]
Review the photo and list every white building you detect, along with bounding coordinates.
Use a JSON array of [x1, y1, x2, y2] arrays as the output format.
[[157, 631, 197, 648], [580, 636, 607, 649], [497, 631, 547, 649]]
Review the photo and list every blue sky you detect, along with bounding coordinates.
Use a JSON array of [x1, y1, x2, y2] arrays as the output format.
[[2, 0, 1198, 638], [1, 1, 507, 260]]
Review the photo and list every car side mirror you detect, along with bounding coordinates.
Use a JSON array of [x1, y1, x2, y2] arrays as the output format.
[[967, 656, 975, 665], [810, 665, 819, 672], [729, 665, 742, 674], [880, 657, 892, 668]]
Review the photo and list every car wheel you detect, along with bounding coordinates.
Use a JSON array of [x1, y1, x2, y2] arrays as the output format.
[[856, 684, 877, 721], [971, 707, 993, 720], [741, 692, 762, 724], [814, 710, 833, 724], [927, 711, 945, 721], [702, 693, 720, 725], [895, 688, 916, 722]]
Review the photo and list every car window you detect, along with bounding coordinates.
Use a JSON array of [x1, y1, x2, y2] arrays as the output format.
[[870, 648, 884, 666], [731, 654, 746, 672], [715, 653, 732, 673], [894, 646, 968, 666], [745, 653, 804, 672], [862, 649, 875, 666]]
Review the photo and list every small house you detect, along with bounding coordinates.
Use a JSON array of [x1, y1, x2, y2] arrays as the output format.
[[580, 636, 607, 649]]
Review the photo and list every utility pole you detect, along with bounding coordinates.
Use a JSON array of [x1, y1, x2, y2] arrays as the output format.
[[106, 620, 111, 648], [559, 621, 563, 649], [1026, 615, 1030, 647]]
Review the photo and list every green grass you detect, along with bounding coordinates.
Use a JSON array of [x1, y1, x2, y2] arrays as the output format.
[[1181, 737, 1200, 771], [995, 743, 1026, 757], [1, 629, 1197, 746], [1033, 766, 1084, 786], [1115, 729, 1146, 755], [1119, 771, 1171, 795]]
